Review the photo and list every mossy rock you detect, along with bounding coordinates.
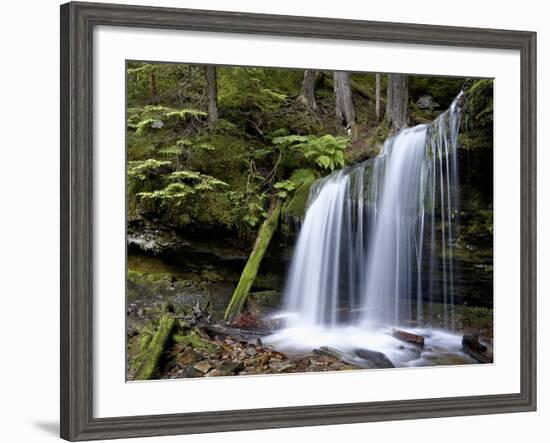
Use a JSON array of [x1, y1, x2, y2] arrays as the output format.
[[459, 79, 493, 152], [282, 168, 317, 220], [173, 330, 216, 353]]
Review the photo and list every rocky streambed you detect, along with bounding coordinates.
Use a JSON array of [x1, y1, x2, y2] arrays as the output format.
[[127, 299, 493, 381], [126, 237, 493, 380]]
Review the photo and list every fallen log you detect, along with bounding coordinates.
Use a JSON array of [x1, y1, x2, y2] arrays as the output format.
[[224, 200, 282, 321], [134, 313, 176, 380], [462, 334, 492, 364], [392, 329, 425, 347], [201, 322, 266, 345]]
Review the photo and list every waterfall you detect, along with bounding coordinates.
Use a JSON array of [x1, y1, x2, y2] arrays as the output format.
[[281, 94, 463, 333]]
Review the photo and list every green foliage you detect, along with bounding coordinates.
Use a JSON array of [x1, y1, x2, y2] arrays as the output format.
[[134, 118, 159, 135], [165, 109, 207, 121], [128, 106, 207, 137], [126, 61, 472, 240], [157, 145, 183, 157], [128, 159, 172, 180], [273, 134, 348, 172], [137, 170, 228, 203], [273, 179, 297, 200], [218, 67, 299, 113], [241, 194, 268, 228]]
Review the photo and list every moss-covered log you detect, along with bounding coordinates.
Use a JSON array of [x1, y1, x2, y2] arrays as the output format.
[[224, 200, 282, 321], [134, 313, 175, 380]]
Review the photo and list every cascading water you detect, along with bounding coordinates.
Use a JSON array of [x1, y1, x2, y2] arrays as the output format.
[[265, 94, 470, 366]]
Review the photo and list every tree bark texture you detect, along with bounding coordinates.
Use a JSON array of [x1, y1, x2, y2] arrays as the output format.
[[375, 73, 381, 122], [149, 71, 158, 104], [205, 65, 218, 127], [386, 73, 409, 129], [297, 70, 318, 110], [333, 71, 356, 133]]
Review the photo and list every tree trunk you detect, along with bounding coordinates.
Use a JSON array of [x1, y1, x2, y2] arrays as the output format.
[[205, 65, 218, 127], [297, 70, 318, 110], [333, 71, 357, 138], [149, 71, 158, 104], [386, 73, 409, 129], [224, 200, 282, 321], [375, 73, 381, 122], [134, 313, 175, 380]]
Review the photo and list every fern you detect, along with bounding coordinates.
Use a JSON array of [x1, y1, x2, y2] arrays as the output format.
[[137, 170, 228, 205], [128, 159, 171, 180], [165, 109, 207, 121], [273, 134, 349, 172]]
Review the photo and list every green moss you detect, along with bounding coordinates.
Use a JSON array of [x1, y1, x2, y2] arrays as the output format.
[[134, 314, 176, 380], [224, 200, 282, 320], [173, 331, 215, 352], [283, 180, 314, 220], [459, 79, 493, 152]]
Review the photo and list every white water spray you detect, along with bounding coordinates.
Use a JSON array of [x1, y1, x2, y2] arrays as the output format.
[[266, 94, 465, 364]]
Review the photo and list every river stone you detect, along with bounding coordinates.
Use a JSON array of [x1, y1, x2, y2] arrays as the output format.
[[182, 366, 200, 378], [194, 361, 212, 374], [219, 361, 244, 375], [354, 349, 395, 369]]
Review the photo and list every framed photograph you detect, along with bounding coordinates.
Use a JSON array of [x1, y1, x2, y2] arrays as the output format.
[[60, 1, 536, 440]]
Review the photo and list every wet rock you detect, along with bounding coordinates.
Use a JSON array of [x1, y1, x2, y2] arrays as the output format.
[[205, 369, 221, 377], [182, 366, 200, 378], [354, 349, 395, 369], [219, 361, 244, 376], [462, 333, 492, 363], [462, 333, 487, 352]]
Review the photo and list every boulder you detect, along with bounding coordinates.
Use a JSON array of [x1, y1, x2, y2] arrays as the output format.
[[416, 94, 439, 110]]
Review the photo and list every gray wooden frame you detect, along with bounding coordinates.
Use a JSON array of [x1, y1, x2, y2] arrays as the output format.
[[60, 1, 537, 441]]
